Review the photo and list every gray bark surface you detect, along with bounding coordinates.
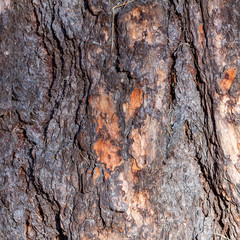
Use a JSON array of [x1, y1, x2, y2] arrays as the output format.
[[0, 0, 239, 239]]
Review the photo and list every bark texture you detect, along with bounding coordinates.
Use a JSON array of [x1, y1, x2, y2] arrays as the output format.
[[0, 0, 239, 239]]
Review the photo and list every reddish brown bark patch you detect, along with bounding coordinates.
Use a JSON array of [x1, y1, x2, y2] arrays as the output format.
[[93, 166, 101, 184], [220, 68, 238, 91], [198, 25, 205, 48], [93, 88, 123, 171], [123, 87, 143, 122]]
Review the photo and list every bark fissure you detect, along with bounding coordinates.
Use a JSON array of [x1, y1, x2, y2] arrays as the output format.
[[0, 0, 239, 239]]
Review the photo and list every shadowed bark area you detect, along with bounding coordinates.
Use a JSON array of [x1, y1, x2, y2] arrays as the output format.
[[0, 0, 239, 239]]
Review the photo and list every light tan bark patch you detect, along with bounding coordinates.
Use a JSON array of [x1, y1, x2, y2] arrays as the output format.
[[0, 0, 11, 14], [129, 115, 158, 169]]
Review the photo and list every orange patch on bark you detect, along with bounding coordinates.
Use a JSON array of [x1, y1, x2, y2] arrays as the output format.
[[88, 96, 93, 104], [132, 7, 141, 17], [124, 88, 143, 121], [93, 167, 101, 184], [104, 171, 110, 179], [93, 88, 122, 171], [136, 191, 149, 207], [80, 236, 89, 240], [112, 221, 125, 233], [103, 28, 109, 42], [220, 68, 238, 91], [237, 143, 240, 150], [198, 25, 205, 48], [129, 88, 143, 117], [94, 139, 121, 171], [132, 158, 141, 172], [157, 69, 167, 85], [123, 6, 154, 48]]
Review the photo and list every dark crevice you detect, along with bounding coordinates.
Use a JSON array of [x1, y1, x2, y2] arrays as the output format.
[[55, 212, 68, 240], [25, 210, 31, 240], [169, 51, 178, 104], [28, 168, 68, 238], [37, 202, 45, 223], [30, 0, 41, 36], [22, 157, 66, 240], [194, 153, 230, 231], [184, 120, 193, 141], [83, 0, 95, 16], [31, 1, 67, 146], [97, 188, 106, 228]]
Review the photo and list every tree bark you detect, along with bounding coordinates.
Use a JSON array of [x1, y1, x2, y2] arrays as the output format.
[[0, 0, 239, 239]]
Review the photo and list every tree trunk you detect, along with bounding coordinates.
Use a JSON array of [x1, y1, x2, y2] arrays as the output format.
[[0, 0, 239, 239]]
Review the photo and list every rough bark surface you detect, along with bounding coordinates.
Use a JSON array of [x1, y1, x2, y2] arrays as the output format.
[[0, 0, 239, 239]]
